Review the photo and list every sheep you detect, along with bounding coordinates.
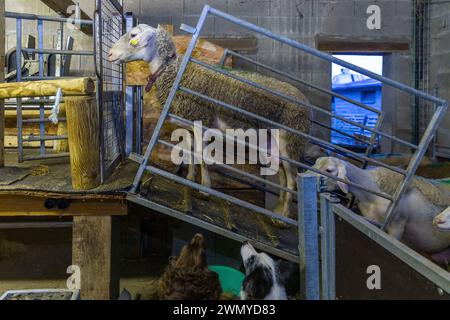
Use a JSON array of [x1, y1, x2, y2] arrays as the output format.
[[433, 206, 450, 231], [109, 24, 311, 221], [311, 157, 450, 264]]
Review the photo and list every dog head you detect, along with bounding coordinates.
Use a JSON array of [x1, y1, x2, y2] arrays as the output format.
[[240, 241, 287, 300], [159, 234, 222, 300], [173, 233, 208, 270]]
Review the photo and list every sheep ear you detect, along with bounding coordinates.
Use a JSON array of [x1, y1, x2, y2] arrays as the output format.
[[336, 162, 348, 193]]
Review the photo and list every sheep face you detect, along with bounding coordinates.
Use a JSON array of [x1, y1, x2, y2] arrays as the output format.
[[433, 207, 450, 231], [311, 157, 349, 193], [108, 24, 158, 63]]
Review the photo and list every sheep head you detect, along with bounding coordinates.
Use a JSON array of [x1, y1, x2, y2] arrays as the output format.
[[311, 157, 349, 193], [433, 207, 450, 232], [108, 24, 160, 64]]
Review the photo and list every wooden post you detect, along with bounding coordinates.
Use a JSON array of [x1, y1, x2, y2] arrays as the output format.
[[0, 0, 5, 168], [65, 96, 100, 190], [72, 216, 120, 300], [53, 104, 69, 152]]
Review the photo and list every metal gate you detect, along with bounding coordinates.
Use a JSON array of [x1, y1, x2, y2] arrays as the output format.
[[94, 0, 125, 183], [126, 5, 448, 297]]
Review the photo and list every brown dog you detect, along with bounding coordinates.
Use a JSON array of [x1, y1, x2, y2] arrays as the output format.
[[158, 233, 222, 300]]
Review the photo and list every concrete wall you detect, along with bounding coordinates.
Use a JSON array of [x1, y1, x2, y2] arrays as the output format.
[[430, 2, 450, 158], [2, 0, 418, 152], [4, 0, 94, 76], [125, 0, 414, 152]]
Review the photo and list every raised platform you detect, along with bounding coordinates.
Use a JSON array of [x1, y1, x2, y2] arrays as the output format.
[[0, 150, 134, 216]]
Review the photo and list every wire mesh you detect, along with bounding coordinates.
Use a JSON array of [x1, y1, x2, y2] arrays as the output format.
[[96, 0, 125, 181]]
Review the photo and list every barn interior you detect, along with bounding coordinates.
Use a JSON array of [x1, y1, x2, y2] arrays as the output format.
[[0, 0, 450, 300]]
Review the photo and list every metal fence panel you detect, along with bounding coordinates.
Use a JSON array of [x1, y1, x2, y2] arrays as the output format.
[[95, 0, 125, 183]]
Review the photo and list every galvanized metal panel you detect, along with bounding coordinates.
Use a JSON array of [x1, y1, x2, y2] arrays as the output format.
[[333, 206, 450, 300]]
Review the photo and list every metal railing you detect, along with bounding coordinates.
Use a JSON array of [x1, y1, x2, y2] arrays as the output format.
[[5, 11, 94, 162], [127, 5, 448, 286]]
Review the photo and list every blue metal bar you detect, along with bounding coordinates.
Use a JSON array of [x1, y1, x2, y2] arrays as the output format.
[[136, 86, 143, 154], [191, 58, 418, 150], [16, 18, 23, 163], [37, 19, 45, 156], [179, 86, 407, 176], [208, 6, 446, 106], [298, 174, 320, 300], [5, 11, 93, 25], [125, 12, 136, 156], [22, 48, 94, 55], [320, 193, 337, 300], [129, 6, 211, 193], [125, 87, 134, 156]]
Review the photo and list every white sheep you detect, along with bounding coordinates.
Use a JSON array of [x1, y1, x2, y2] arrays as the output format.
[[108, 24, 311, 220], [312, 157, 450, 264]]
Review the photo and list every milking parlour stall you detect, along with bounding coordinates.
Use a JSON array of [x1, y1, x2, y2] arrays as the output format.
[[0, 0, 450, 310]]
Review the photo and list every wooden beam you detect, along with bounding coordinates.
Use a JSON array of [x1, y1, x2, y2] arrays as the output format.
[[0, 0, 5, 168], [316, 37, 410, 52], [0, 77, 95, 99], [0, 194, 127, 217], [39, 0, 93, 35], [72, 216, 120, 300]]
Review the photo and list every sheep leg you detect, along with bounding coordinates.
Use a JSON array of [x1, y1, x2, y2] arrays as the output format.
[[199, 140, 212, 198], [385, 218, 407, 241], [182, 132, 196, 214], [277, 133, 295, 218], [273, 165, 287, 215], [271, 132, 293, 228], [430, 247, 450, 265], [283, 161, 297, 218]]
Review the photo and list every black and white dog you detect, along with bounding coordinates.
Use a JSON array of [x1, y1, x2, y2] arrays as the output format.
[[240, 241, 299, 300]]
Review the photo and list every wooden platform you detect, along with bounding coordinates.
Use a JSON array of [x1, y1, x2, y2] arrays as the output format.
[[0, 150, 135, 216], [0, 148, 299, 298]]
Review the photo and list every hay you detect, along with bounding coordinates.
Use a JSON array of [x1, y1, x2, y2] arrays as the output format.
[[31, 165, 49, 176]]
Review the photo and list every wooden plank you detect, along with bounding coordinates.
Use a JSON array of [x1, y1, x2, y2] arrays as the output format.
[[39, 0, 93, 34], [0, 0, 5, 168], [317, 37, 410, 52], [72, 216, 120, 300], [0, 194, 127, 217]]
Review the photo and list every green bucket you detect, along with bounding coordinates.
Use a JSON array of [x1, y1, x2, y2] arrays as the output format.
[[438, 178, 450, 186], [209, 265, 245, 296]]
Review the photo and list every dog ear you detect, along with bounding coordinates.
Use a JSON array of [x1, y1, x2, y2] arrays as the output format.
[[336, 161, 348, 193]]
